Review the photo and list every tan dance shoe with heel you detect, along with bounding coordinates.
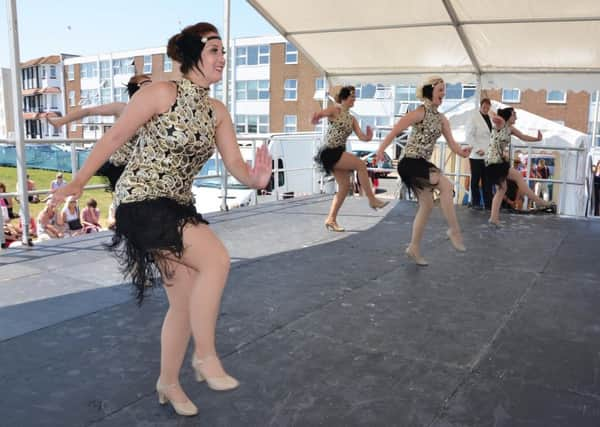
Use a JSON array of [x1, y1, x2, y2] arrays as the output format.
[[325, 221, 345, 232], [156, 379, 198, 416], [446, 229, 466, 252], [192, 355, 240, 391], [405, 246, 428, 266]]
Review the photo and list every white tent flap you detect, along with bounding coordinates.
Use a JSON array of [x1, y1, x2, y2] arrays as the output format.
[[248, 0, 600, 90]]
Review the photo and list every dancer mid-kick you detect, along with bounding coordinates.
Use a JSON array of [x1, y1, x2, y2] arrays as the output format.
[[312, 86, 388, 232], [486, 107, 554, 227], [376, 76, 471, 266]]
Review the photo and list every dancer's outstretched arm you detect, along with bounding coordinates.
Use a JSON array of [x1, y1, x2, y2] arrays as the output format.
[[311, 105, 340, 124], [50, 82, 175, 203], [48, 103, 127, 128], [511, 127, 543, 142], [441, 115, 471, 158], [212, 100, 272, 190], [351, 118, 373, 142]]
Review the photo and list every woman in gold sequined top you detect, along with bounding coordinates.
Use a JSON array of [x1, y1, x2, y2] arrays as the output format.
[[486, 107, 554, 227], [49, 74, 152, 190], [376, 76, 471, 266], [51, 22, 272, 417], [311, 86, 388, 232]]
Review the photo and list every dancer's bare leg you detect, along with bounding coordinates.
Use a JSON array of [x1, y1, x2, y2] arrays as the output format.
[[433, 172, 462, 239], [408, 187, 434, 258], [334, 153, 384, 205], [326, 169, 350, 224], [159, 263, 196, 403], [507, 168, 549, 207], [489, 181, 507, 225]]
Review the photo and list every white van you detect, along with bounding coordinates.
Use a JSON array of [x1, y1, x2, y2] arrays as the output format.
[[267, 132, 321, 198]]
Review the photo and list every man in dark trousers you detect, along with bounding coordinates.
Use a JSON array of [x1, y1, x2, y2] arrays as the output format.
[[466, 98, 493, 210]]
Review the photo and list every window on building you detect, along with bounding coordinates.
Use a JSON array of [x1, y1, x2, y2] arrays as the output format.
[[462, 84, 477, 98], [284, 115, 297, 133], [374, 84, 393, 99], [100, 88, 111, 104], [67, 64, 74, 81], [355, 84, 376, 99], [285, 43, 298, 64], [40, 66, 46, 79], [235, 45, 269, 66], [113, 58, 134, 75], [284, 79, 297, 100], [70, 122, 78, 132], [445, 83, 463, 100], [143, 55, 152, 73], [163, 54, 172, 72], [49, 65, 56, 79], [236, 80, 269, 100], [68, 90, 76, 107], [315, 78, 325, 91], [235, 115, 269, 134], [80, 89, 99, 106], [50, 94, 58, 109], [501, 88, 521, 103], [547, 90, 567, 104], [80, 63, 98, 79], [99, 60, 111, 79], [394, 84, 419, 115], [113, 87, 128, 102], [259, 45, 270, 64]]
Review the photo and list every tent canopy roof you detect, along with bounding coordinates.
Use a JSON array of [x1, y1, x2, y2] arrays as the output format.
[[247, 0, 600, 90]]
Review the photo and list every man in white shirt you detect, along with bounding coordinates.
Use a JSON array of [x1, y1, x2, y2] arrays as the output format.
[[466, 98, 493, 210]]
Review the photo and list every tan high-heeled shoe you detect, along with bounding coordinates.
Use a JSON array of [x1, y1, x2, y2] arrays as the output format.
[[405, 246, 428, 266], [325, 221, 345, 232], [369, 198, 389, 211], [446, 229, 466, 252], [192, 355, 240, 391], [156, 379, 198, 416]]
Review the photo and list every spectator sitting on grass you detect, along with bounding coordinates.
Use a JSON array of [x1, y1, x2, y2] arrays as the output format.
[[81, 198, 102, 233], [37, 199, 63, 239], [58, 196, 85, 237], [51, 173, 68, 191]]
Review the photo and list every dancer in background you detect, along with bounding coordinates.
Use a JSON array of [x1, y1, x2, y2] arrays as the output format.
[[49, 74, 152, 190], [486, 107, 554, 227], [376, 76, 471, 266], [52, 22, 272, 417], [312, 86, 388, 232]]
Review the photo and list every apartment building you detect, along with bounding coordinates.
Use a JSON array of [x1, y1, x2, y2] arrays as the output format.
[[20, 55, 74, 139], [62, 48, 180, 139], [59, 34, 593, 142], [0, 68, 15, 139]]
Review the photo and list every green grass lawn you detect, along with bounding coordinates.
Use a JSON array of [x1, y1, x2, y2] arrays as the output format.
[[0, 166, 114, 229]]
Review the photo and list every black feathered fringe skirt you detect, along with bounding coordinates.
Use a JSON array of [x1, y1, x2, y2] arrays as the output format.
[[397, 157, 440, 194], [108, 197, 208, 304], [485, 161, 510, 186], [315, 146, 345, 175], [96, 161, 126, 192]]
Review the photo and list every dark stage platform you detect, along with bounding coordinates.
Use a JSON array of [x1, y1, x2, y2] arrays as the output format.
[[1, 195, 599, 426]]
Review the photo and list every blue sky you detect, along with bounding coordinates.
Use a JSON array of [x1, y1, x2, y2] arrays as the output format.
[[0, 0, 277, 67]]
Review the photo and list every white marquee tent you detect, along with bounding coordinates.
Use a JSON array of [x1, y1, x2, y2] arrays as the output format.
[[247, 0, 600, 91]]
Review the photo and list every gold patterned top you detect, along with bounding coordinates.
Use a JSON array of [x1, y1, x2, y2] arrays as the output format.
[[115, 79, 216, 206], [109, 132, 139, 166], [404, 102, 442, 160], [324, 108, 353, 149], [486, 125, 511, 165]]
